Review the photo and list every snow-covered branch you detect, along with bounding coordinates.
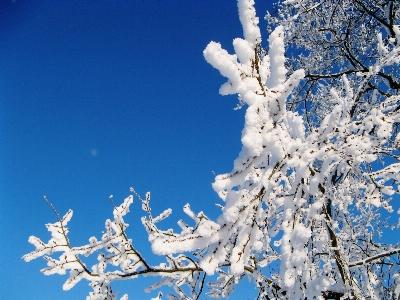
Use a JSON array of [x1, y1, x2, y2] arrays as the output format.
[[24, 0, 400, 299], [349, 248, 400, 268]]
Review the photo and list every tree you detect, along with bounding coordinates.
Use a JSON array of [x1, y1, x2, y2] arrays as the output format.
[[23, 0, 400, 299]]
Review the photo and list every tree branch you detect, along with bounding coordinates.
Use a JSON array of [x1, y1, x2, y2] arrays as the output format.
[[349, 248, 400, 268]]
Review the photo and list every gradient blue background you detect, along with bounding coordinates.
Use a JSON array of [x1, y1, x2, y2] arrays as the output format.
[[0, 0, 274, 299]]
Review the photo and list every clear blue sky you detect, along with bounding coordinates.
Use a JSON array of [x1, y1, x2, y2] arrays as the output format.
[[0, 1, 274, 299]]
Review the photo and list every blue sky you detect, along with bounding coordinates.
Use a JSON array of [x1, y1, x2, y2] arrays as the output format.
[[0, 0, 274, 299]]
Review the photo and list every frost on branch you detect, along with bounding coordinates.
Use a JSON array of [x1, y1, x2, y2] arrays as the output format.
[[24, 0, 400, 299], [23, 195, 136, 299]]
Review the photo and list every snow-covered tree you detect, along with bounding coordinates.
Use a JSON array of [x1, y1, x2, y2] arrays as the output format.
[[23, 0, 400, 299]]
